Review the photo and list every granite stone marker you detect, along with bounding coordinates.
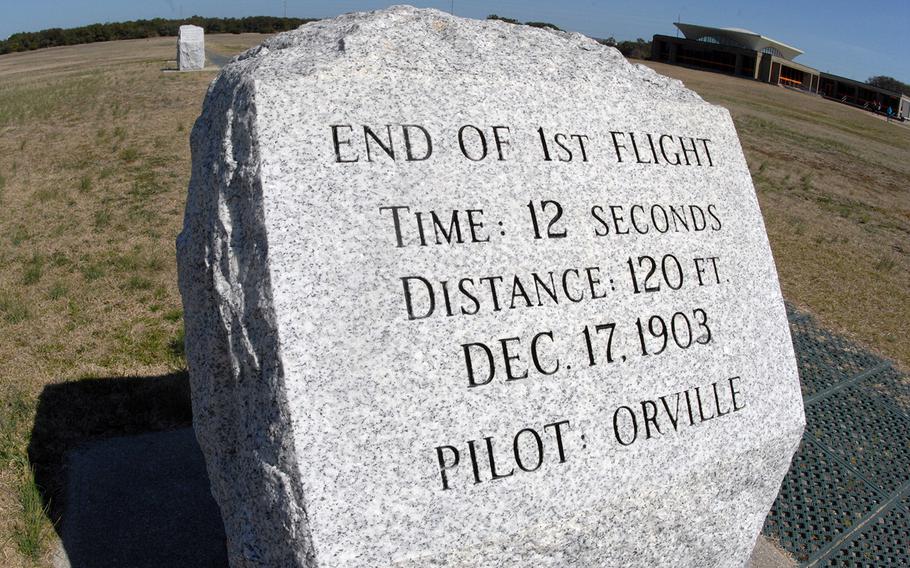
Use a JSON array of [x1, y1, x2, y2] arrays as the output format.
[[177, 6, 805, 567], [177, 24, 205, 71]]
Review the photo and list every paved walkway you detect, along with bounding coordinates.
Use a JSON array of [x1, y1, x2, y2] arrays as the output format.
[[53, 429, 227, 568], [763, 304, 910, 566], [205, 50, 231, 68]]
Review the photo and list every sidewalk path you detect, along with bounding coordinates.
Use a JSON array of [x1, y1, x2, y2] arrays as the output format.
[[205, 50, 232, 68]]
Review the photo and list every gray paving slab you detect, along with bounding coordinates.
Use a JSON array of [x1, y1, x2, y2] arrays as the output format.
[[57, 428, 227, 568], [749, 536, 798, 568], [205, 50, 231, 68]]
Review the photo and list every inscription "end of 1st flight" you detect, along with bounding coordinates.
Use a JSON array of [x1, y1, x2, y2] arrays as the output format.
[[331, 124, 715, 166]]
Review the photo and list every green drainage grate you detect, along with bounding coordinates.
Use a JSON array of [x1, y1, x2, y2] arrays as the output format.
[[762, 439, 884, 563], [823, 505, 910, 567], [807, 373, 910, 494], [786, 305, 887, 399], [761, 304, 910, 567]]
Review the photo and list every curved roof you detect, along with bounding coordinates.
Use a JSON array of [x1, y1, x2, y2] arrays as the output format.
[[674, 23, 803, 60]]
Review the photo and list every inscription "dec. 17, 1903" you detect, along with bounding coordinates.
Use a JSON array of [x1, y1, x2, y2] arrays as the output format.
[[331, 122, 747, 491]]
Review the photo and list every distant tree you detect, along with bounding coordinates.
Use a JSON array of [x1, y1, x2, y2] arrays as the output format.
[[485, 20, 653, 59], [597, 37, 650, 59], [486, 15, 561, 31], [0, 16, 317, 55], [525, 21, 562, 31], [867, 75, 909, 95], [486, 15, 520, 25]]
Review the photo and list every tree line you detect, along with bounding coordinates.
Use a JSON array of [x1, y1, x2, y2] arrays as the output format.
[[0, 16, 316, 55], [1, 13, 656, 61], [596, 37, 651, 59], [486, 15, 562, 31], [486, 15, 650, 59], [867, 76, 910, 96]]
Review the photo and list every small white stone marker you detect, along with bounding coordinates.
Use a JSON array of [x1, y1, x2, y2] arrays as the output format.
[[178, 6, 805, 567], [177, 25, 205, 71]]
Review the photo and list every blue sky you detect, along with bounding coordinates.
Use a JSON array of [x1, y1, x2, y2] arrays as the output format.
[[1, 0, 907, 82]]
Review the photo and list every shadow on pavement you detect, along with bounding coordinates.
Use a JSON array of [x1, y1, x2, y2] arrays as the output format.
[[29, 373, 228, 568]]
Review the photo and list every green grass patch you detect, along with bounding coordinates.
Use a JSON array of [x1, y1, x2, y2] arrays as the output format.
[[48, 282, 68, 300], [50, 251, 70, 268], [109, 249, 142, 272], [0, 72, 104, 127], [169, 326, 186, 362], [120, 147, 140, 162], [163, 308, 183, 322], [0, 389, 32, 468], [13, 469, 50, 561], [66, 297, 86, 327], [0, 292, 31, 324], [146, 254, 165, 273], [811, 193, 883, 225], [33, 186, 64, 202], [23, 253, 44, 285], [0, 391, 48, 562], [93, 209, 111, 230], [721, 94, 904, 149], [128, 168, 165, 200], [80, 262, 105, 281], [79, 175, 92, 193], [122, 275, 154, 292], [112, 319, 186, 367], [874, 255, 897, 273], [108, 247, 165, 275], [736, 115, 854, 155], [61, 148, 95, 171], [799, 173, 813, 192], [0, 389, 48, 561]]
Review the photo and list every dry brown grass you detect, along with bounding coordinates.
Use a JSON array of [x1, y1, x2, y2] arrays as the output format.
[[0, 39, 906, 566], [642, 62, 910, 370]]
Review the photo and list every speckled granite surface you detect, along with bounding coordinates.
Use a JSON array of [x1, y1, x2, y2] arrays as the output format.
[[177, 25, 205, 71], [177, 6, 804, 567]]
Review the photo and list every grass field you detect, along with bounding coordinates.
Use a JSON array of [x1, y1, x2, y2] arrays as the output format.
[[0, 37, 907, 566], [641, 62, 910, 371]]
